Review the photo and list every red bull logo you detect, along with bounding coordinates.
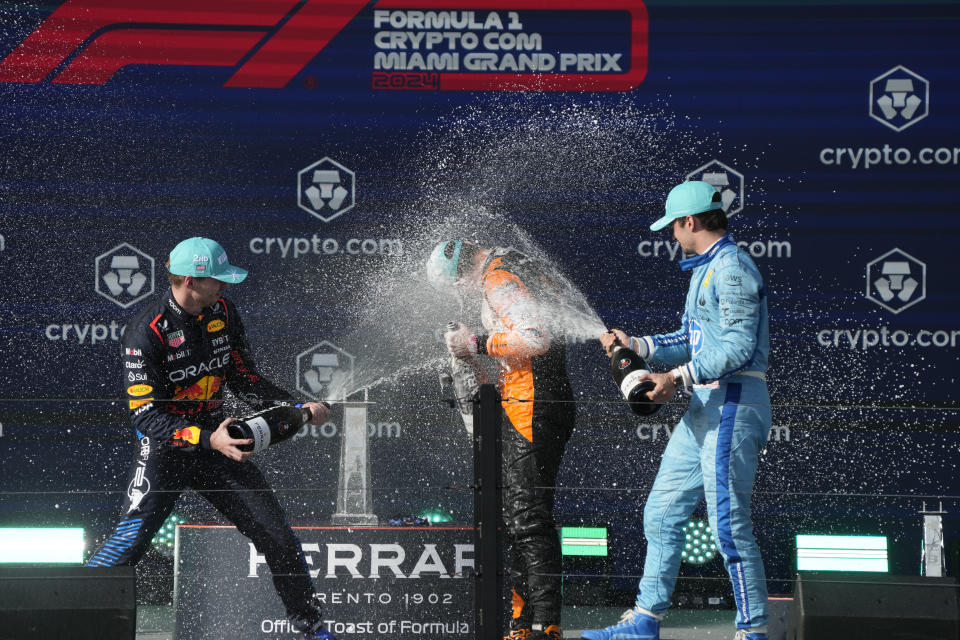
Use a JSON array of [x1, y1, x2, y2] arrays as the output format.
[[173, 376, 222, 401], [173, 426, 201, 446]]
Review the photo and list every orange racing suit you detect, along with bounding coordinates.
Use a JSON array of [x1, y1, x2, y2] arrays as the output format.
[[476, 248, 574, 628]]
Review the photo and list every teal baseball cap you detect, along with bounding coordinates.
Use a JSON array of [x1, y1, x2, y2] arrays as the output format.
[[650, 180, 724, 231], [168, 237, 248, 283]]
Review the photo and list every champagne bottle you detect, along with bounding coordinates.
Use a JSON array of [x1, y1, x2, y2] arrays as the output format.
[[609, 337, 661, 416], [228, 404, 312, 453], [441, 322, 489, 436]]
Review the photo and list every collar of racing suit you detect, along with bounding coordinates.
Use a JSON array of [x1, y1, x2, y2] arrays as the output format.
[[678, 234, 735, 271], [164, 288, 216, 323], [165, 289, 189, 317]]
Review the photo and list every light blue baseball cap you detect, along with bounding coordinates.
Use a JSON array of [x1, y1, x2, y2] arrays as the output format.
[[168, 237, 248, 283], [650, 180, 724, 231]]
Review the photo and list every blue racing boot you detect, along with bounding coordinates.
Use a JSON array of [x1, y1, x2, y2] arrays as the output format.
[[296, 618, 335, 640], [288, 605, 336, 640], [581, 606, 660, 640], [733, 630, 767, 640]]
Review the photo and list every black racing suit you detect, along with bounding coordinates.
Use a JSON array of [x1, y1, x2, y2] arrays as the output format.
[[87, 289, 320, 625], [476, 249, 575, 628]]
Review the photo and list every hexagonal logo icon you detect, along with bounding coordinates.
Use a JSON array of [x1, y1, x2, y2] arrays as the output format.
[[865, 248, 926, 314], [296, 340, 355, 402], [685, 160, 744, 216], [95, 242, 155, 308], [297, 157, 355, 223], [869, 65, 929, 132]]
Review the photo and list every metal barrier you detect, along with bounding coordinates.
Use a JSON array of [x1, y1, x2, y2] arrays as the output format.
[[473, 383, 503, 640]]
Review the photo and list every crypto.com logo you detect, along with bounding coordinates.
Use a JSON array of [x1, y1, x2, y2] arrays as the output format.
[[869, 66, 929, 132], [865, 248, 926, 314], [296, 341, 355, 402], [0, 0, 369, 88], [298, 158, 356, 222], [685, 160, 744, 216], [95, 243, 155, 308]]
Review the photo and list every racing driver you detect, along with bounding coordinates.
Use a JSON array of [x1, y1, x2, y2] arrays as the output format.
[[588, 181, 771, 640], [427, 240, 575, 640], [86, 237, 336, 640]]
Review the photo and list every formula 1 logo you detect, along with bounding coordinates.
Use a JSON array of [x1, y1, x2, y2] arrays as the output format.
[[685, 160, 744, 216], [0, 0, 369, 88], [865, 248, 926, 314], [869, 66, 929, 132], [297, 158, 356, 222], [296, 341, 355, 402], [95, 243, 155, 308], [0, 0, 648, 92]]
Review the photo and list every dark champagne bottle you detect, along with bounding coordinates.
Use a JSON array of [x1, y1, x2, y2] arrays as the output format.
[[228, 404, 312, 453], [609, 340, 661, 416]]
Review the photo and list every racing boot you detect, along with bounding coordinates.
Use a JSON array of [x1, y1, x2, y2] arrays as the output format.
[[293, 616, 335, 640], [531, 622, 562, 640], [505, 588, 532, 640], [580, 606, 660, 640], [733, 629, 768, 640], [288, 599, 336, 640]]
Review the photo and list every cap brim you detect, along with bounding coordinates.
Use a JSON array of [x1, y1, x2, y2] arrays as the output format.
[[651, 201, 724, 231], [212, 265, 248, 284], [649, 215, 673, 231]]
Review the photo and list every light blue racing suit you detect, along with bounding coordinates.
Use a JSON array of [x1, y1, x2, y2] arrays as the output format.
[[630, 234, 770, 629]]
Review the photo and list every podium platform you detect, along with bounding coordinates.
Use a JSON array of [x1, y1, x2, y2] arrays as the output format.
[[173, 524, 473, 640]]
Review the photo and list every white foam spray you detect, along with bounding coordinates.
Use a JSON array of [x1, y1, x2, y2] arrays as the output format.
[[321, 96, 704, 401]]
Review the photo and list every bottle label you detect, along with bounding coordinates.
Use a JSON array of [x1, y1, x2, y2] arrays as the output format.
[[450, 355, 489, 416], [245, 416, 272, 453], [620, 368, 651, 399]]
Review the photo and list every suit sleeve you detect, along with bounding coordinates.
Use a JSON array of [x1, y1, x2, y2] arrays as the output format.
[[223, 300, 297, 409], [481, 268, 551, 359], [123, 323, 204, 451], [634, 310, 692, 367]]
